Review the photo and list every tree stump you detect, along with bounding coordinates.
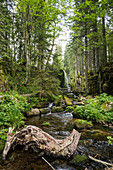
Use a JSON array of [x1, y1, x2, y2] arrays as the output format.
[[2, 125, 81, 160]]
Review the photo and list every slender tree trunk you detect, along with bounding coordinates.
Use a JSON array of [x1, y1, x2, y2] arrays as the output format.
[[85, 22, 88, 89], [102, 17, 107, 66], [24, 5, 31, 83]]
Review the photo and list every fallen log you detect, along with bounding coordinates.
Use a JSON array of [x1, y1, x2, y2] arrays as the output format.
[[2, 125, 81, 160]]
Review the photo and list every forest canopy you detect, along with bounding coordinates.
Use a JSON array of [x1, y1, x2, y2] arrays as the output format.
[[0, 0, 113, 96]]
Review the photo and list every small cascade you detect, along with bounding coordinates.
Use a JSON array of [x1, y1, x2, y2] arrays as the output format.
[[47, 103, 53, 114], [63, 70, 70, 92]]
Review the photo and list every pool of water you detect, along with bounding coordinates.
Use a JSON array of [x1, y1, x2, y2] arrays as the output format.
[[0, 112, 113, 170]]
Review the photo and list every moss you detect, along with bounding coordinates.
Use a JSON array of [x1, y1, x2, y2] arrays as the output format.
[[74, 119, 93, 129], [65, 106, 74, 112], [64, 96, 72, 106], [52, 106, 64, 113], [39, 108, 50, 114], [42, 121, 51, 126], [70, 155, 88, 165]]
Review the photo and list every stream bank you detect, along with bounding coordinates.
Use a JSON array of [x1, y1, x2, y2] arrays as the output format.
[[0, 111, 113, 170], [0, 89, 113, 169]]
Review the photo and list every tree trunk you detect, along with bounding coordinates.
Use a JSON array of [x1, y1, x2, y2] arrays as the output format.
[[85, 22, 88, 89], [2, 125, 81, 160], [102, 17, 107, 66]]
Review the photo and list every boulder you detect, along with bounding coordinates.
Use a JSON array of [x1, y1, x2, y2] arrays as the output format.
[[101, 101, 113, 111], [39, 108, 50, 114], [64, 96, 72, 106], [27, 108, 40, 117], [74, 119, 93, 129], [73, 101, 84, 105], [70, 155, 88, 165], [52, 106, 64, 113]]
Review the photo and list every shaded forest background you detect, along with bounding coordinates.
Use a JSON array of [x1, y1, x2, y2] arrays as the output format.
[[0, 0, 113, 99]]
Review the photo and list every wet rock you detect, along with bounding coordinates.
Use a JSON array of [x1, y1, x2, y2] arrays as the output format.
[[101, 101, 113, 111], [52, 106, 64, 113], [64, 96, 73, 106], [39, 108, 50, 114], [27, 108, 40, 116], [74, 119, 93, 129], [78, 95, 85, 102], [85, 95, 93, 99], [73, 101, 84, 105], [70, 155, 88, 165]]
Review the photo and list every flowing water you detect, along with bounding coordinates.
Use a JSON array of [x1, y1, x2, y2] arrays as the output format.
[[0, 111, 113, 170]]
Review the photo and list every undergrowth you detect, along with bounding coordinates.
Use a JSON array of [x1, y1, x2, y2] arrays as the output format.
[[74, 93, 113, 123], [0, 91, 31, 149]]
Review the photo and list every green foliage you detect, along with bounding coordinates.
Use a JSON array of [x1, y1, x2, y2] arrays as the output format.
[[0, 92, 31, 149], [0, 92, 31, 128], [28, 70, 60, 101], [107, 136, 113, 145], [0, 128, 9, 150], [54, 95, 64, 106], [29, 97, 40, 106], [74, 93, 113, 123], [65, 106, 74, 112]]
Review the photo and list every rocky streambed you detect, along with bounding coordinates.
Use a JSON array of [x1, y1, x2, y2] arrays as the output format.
[[0, 111, 113, 170]]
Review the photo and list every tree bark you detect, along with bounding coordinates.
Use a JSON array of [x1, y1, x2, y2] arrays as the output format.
[[2, 125, 81, 160], [102, 17, 107, 66]]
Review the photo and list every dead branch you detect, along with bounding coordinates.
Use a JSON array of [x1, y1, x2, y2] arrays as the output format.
[[89, 155, 113, 167]]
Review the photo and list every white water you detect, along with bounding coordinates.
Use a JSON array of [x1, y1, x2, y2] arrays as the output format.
[[63, 70, 70, 91]]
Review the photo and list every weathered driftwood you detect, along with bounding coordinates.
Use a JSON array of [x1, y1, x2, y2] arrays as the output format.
[[89, 155, 113, 167], [2, 125, 81, 160]]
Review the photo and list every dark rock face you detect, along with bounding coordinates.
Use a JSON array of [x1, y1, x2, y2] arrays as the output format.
[[58, 70, 65, 88], [88, 63, 113, 95]]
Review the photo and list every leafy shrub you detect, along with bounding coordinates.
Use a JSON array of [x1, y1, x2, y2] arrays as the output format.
[[0, 93, 31, 128], [29, 97, 39, 106], [74, 93, 113, 123], [65, 106, 74, 112], [107, 136, 113, 145], [0, 92, 31, 149]]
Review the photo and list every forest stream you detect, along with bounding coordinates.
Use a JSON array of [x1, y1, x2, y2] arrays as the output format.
[[0, 110, 113, 170]]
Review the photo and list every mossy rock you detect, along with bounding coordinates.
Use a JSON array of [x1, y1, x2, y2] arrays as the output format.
[[42, 121, 51, 126], [74, 119, 93, 129], [65, 106, 74, 112], [64, 96, 72, 106], [39, 108, 50, 114], [101, 101, 113, 111], [70, 155, 88, 165], [52, 106, 64, 113], [85, 95, 92, 99], [27, 108, 40, 116]]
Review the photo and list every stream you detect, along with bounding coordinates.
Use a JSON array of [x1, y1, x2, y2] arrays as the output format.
[[0, 110, 113, 170]]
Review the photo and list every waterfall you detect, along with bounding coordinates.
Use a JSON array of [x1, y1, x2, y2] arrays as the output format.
[[63, 70, 70, 91]]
